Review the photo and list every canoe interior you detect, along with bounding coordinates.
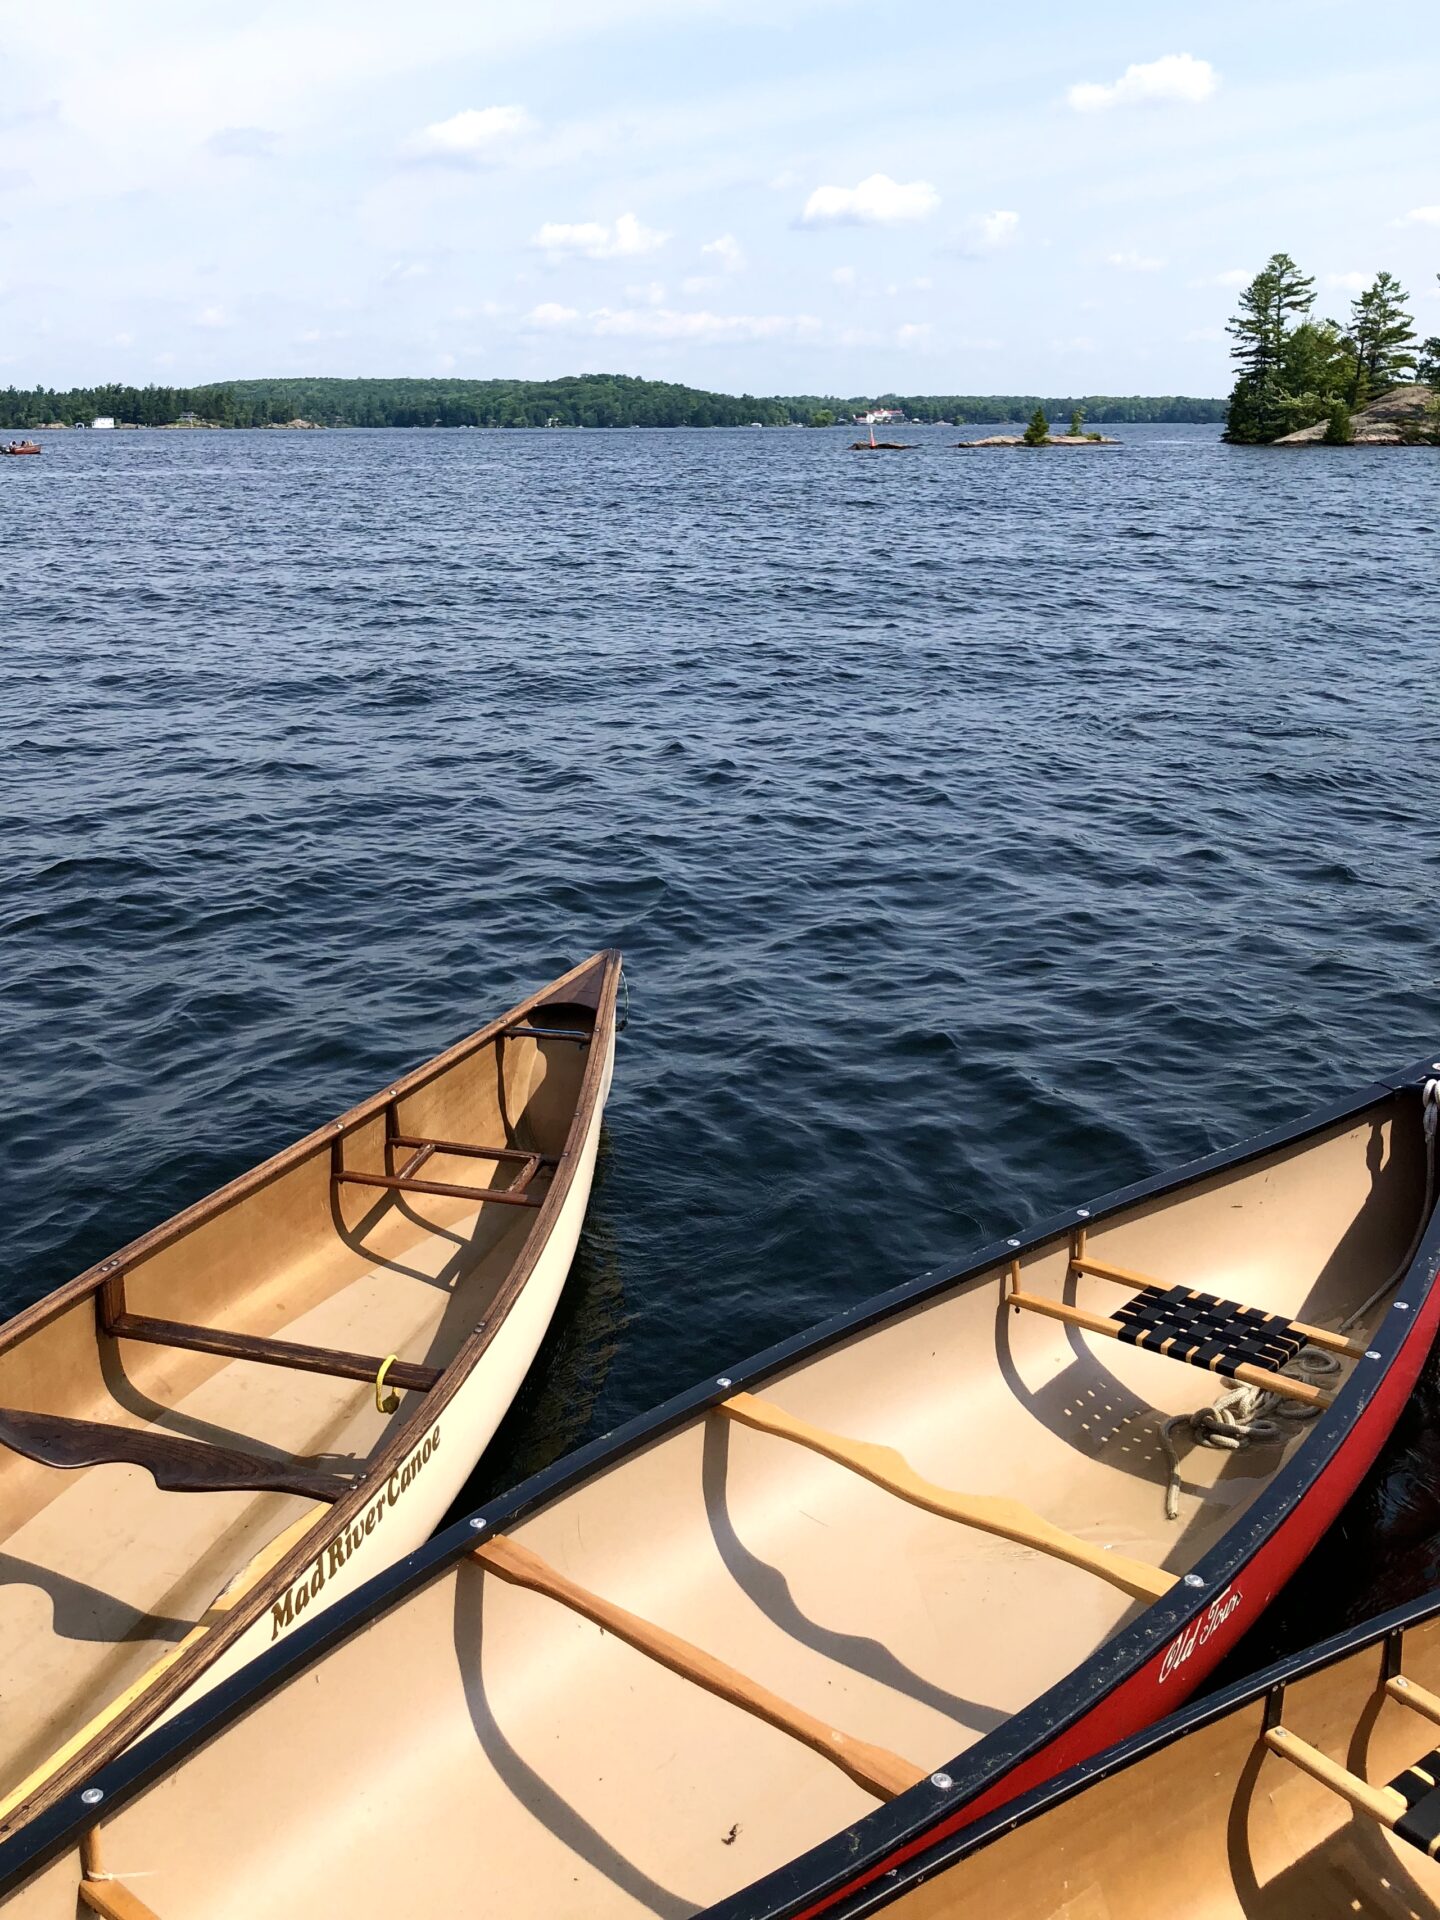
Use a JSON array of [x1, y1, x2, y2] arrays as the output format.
[[888, 1611, 1440, 1919], [11, 1088, 1432, 1920], [0, 986, 597, 1812]]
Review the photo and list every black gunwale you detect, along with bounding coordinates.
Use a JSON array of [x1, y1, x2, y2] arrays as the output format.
[[0, 1058, 1434, 1906], [816, 1584, 1440, 1918]]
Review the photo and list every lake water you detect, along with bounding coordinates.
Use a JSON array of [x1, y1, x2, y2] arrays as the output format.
[[4, 420, 1440, 1675]]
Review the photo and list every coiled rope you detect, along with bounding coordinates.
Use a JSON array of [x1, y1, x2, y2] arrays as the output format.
[[1161, 1346, 1343, 1521]]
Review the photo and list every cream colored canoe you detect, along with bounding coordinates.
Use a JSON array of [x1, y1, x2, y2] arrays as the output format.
[[2, 1060, 1438, 1920], [0, 948, 621, 1840]]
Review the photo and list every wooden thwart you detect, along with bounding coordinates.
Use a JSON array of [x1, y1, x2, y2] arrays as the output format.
[[1263, 1724, 1407, 1826], [102, 1306, 440, 1397], [473, 1534, 926, 1801], [1007, 1270, 1333, 1410], [1070, 1253, 1366, 1360], [719, 1393, 1173, 1603], [77, 1827, 164, 1920]]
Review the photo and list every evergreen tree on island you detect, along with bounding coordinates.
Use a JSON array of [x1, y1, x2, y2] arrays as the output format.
[[1343, 271, 1418, 402], [1023, 406, 1050, 446]]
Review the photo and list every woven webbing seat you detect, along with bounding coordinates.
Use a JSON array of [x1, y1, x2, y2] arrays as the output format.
[[1390, 1749, 1440, 1857], [1110, 1285, 1307, 1379]]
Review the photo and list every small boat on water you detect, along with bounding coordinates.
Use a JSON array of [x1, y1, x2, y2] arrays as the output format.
[[0, 949, 622, 1841], [2, 1056, 1438, 1919], [1, 442, 41, 457], [857, 1585, 1440, 1917]]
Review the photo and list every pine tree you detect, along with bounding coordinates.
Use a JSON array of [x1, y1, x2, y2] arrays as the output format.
[[1322, 400, 1354, 444], [1022, 405, 1049, 446], [1226, 254, 1316, 384], [1344, 273, 1417, 400]]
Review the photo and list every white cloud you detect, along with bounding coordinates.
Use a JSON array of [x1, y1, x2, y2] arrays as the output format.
[[681, 274, 717, 294], [955, 209, 1020, 257], [913, 275, 933, 290], [896, 322, 931, 345], [1326, 271, 1371, 292], [799, 173, 940, 227], [1068, 53, 1218, 112], [701, 233, 745, 273], [1106, 249, 1166, 271], [831, 265, 857, 286], [195, 304, 228, 328], [525, 302, 819, 342], [531, 211, 669, 259], [1394, 206, 1440, 227], [407, 105, 533, 158], [625, 280, 667, 305]]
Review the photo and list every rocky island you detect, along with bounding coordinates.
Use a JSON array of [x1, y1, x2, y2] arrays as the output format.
[[1273, 384, 1437, 444]]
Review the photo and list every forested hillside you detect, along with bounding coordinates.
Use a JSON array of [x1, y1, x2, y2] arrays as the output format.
[[0, 372, 1226, 430]]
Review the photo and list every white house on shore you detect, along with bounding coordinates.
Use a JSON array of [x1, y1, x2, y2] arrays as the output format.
[[92, 416, 115, 430]]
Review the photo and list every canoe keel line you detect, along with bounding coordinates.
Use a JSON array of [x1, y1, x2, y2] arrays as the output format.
[[0, 1054, 1437, 1920], [0, 950, 622, 1839]]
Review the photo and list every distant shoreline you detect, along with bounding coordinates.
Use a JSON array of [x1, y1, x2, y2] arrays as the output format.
[[0, 374, 1228, 434]]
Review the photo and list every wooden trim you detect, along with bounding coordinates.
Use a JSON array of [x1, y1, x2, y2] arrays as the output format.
[[1071, 1255, 1367, 1359], [103, 1307, 440, 1395], [474, 1534, 926, 1802], [1007, 1284, 1333, 1409], [720, 1393, 1173, 1603], [1263, 1724, 1406, 1825], [79, 1879, 165, 1920], [1387, 1674, 1440, 1728]]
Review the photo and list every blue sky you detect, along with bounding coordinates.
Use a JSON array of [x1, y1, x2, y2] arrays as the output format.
[[1, 0, 1437, 394]]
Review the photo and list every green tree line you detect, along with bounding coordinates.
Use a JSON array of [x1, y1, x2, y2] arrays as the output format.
[[0, 372, 1228, 431], [1225, 255, 1440, 442]]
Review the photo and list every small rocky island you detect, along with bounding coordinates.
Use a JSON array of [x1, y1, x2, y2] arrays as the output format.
[[956, 406, 1117, 448], [955, 432, 1120, 447]]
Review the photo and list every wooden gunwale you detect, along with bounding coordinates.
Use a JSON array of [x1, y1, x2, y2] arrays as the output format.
[[0, 948, 623, 1836], [0, 1056, 1431, 1904]]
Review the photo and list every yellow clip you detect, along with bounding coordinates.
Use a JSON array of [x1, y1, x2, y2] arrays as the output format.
[[375, 1355, 401, 1415]]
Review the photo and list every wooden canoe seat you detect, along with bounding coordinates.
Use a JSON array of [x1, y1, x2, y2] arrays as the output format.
[[1007, 1262, 1336, 1410], [98, 1274, 440, 1397], [720, 1393, 1173, 1602], [0, 1406, 351, 1504], [332, 1126, 558, 1211], [475, 1533, 926, 1801]]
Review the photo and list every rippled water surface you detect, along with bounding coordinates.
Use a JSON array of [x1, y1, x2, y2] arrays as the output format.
[[4, 422, 1440, 1675]]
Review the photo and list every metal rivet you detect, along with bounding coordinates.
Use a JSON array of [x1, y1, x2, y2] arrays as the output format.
[[468, 1517, 486, 1532], [1006, 1238, 1020, 1248], [1183, 1574, 1205, 1589], [1366, 1350, 1382, 1360], [1396, 1677, 1411, 1689], [1430, 1061, 1440, 1072], [716, 1377, 732, 1389], [930, 1772, 953, 1791], [1395, 1302, 1410, 1311], [100, 1260, 115, 1271], [80, 1788, 103, 1806], [1077, 1209, 1091, 1220]]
